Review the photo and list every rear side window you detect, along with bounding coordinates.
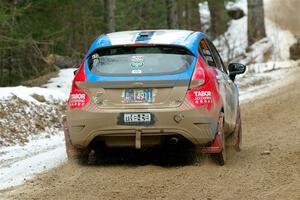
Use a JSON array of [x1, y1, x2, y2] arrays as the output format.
[[88, 45, 194, 76], [199, 39, 216, 67]]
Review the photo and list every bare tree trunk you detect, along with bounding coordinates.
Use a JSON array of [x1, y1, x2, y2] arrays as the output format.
[[188, 0, 201, 31], [247, 0, 266, 46], [176, 1, 186, 29], [207, 0, 229, 38], [166, 0, 178, 29], [104, 0, 115, 33], [178, 0, 201, 31]]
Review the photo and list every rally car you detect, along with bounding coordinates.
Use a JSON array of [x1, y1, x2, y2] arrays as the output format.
[[62, 30, 246, 165]]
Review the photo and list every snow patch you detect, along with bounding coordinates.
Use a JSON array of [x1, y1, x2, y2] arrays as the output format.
[[0, 86, 66, 103], [226, 0, 247, 14], [0, 68, 74, 189], [44, 68, 76, 97], [0, 68, 74, 102], [213, 0, 296, 64], [238, 60, 300, 102], [0, 132, 66, 190]]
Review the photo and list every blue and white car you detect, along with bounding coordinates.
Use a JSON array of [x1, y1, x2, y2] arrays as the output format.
[[63, 30, 246, 165]]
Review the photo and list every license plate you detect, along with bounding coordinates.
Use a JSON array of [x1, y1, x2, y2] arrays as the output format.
[[117, 113, 154, 126], [123, 89, 153, 103]]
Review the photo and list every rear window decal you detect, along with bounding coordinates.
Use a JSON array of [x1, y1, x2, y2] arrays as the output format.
[[130, 55, 144, 69], [194, 91, 212, 104], [130, 55, 144, 73], [131, 69, 142, 74]]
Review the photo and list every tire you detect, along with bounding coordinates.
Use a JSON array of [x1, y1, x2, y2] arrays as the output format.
[[213, 113, 226, 166]]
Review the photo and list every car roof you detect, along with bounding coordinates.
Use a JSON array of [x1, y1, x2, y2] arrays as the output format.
[[85, 30, 206, 59]]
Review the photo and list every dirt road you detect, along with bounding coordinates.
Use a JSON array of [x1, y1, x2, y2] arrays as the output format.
[[1, 66, 299, 200]]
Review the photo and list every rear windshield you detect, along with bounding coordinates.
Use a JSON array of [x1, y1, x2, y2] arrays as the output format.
[[88, 45, 194, 76]]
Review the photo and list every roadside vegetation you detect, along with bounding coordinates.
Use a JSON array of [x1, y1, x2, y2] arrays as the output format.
[[0, 0, 270, 86]]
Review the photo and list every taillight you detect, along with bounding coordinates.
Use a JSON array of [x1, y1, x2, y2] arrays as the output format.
[[187, 58, 212, 107], [68, 62, 90, 110], [188, 59, 206, 89]]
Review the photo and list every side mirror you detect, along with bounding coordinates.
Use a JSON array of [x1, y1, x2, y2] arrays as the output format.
[[228, 63, 246, 81], [73, 69, 78, 75]]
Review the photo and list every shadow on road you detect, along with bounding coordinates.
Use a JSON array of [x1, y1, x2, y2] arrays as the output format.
[[87, 143, 198, 167]]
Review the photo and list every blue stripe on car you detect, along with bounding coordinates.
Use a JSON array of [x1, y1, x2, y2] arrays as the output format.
[[172, 32, 202, 56], [85, 34, 112, 60]]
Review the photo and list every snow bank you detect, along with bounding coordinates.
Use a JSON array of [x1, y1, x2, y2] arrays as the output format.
[[44, 68, 76, 96], [0, 68, 75, 103], [0, 69, 74, 189], [246, 60, 300, 73], [237, 65, 299, 102], [0, 86, 66, 103], [226, 0, 247, 14], [0, 95, 65, 146], [0, 68, 75, 147]]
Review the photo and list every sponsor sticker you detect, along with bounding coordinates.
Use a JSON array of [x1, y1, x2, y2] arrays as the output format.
[[130, 55, 144, 74], [193, 90, 213, 104], [131, 69, 142, 74], [69, 93, 86, 106]]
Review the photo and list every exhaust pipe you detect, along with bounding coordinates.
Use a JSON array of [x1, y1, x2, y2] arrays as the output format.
[[170, 137, 179, 145]]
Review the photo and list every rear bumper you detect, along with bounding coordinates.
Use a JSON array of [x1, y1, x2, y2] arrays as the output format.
[[66, 103, 221, 148]]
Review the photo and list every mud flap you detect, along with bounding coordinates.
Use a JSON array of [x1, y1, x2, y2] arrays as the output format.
[[62, 116, 83, 159], [199, 133, 223, 154], [199, 114, 224, 154]]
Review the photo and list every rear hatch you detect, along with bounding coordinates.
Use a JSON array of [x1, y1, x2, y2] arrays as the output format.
[[80, 45, 195, 109]]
